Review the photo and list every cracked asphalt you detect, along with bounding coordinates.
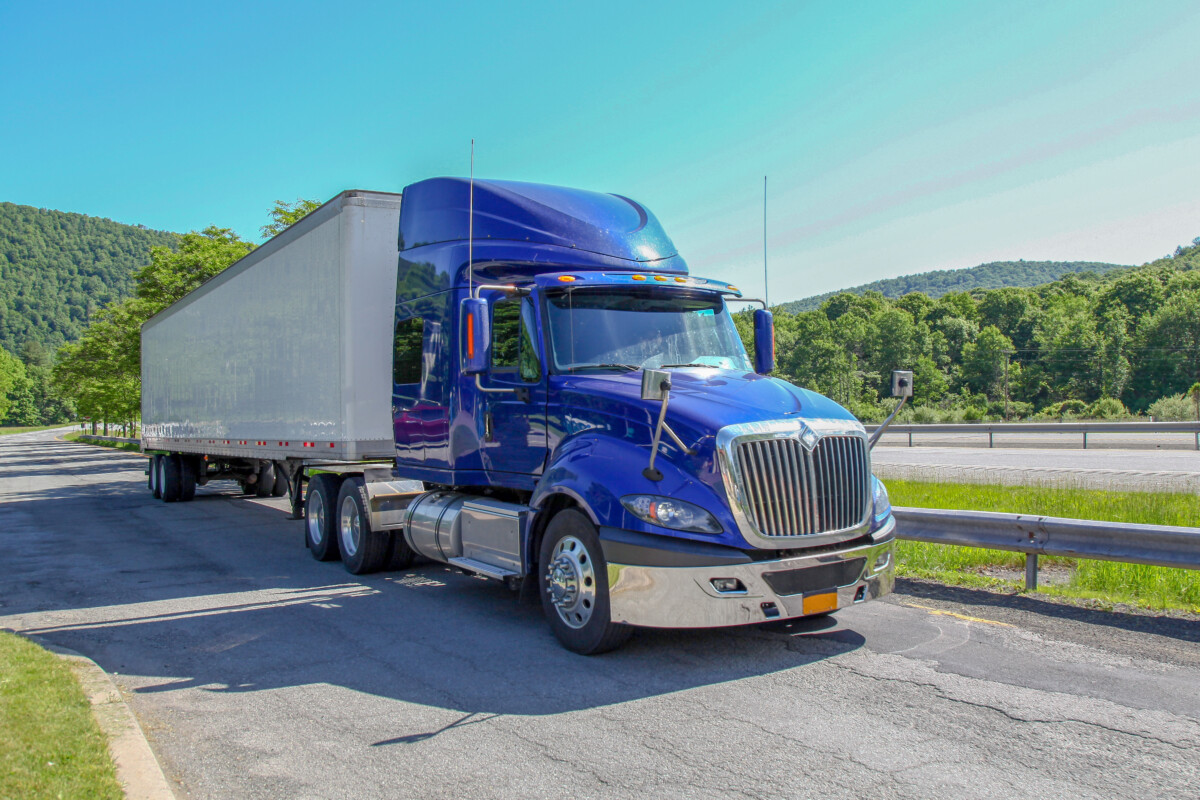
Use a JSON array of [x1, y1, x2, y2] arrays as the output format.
[[2, 429, 1198, 799]]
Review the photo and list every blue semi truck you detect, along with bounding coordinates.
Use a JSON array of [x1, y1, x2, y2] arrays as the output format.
[[142, 178, 900, 654]]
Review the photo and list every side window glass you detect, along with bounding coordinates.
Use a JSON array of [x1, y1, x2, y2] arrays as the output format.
[[518, 299, 542, 383], [393, 317, 424, 405], [491, 298, 520, 370]]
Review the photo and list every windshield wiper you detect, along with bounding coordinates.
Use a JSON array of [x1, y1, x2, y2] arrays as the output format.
[[660, 363, 719, 369], [565, 363, 640, 373]]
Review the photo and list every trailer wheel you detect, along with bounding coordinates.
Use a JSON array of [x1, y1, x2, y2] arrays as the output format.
[[149, 455, 161, 499], [337, 477, 389, 575], [159, 454, 182, 503], [179, 456, 197, 502], [271, 461, 289, 496], [538, 509, 632, 655], [305, 474, 340, 561], [255, 461, 276, 498]]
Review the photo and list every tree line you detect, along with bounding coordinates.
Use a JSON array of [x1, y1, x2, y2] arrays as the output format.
[[738, 238, 1200, 422], [3, 193, 1198, 429]]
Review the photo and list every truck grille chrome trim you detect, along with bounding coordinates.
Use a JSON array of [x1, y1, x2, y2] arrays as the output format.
[[717, 419, 872, 549]]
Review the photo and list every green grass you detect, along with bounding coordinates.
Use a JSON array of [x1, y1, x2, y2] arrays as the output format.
[[63, 431, 143, 453], [0, 632, 122, 800], [888, 479, 1200, 613], [0, 424, 73, 436]]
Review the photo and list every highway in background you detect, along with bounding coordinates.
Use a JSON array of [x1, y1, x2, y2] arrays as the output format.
[[873, 435, 1200, 492], [2, 430, 1198, 799]]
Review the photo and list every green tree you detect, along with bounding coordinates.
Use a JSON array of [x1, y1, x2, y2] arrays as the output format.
[[960, 325, 1013, 398], [261, 198, 322, 239], [0, 347, 26, 421]]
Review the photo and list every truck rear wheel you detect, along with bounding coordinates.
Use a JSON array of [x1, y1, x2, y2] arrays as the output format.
[[271, 461, 289, 497], [538, 509, 632, 655], [337, 477, 389, 575], [159, 454, 182, 503], [255, 461, 276, 498], [305, 474, 340, 561]]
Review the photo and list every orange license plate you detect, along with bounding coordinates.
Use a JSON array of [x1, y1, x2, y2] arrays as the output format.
[[802, 592, 838, 616]]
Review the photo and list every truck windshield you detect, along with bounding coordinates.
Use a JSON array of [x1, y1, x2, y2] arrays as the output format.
[[545, 288, 753, 373]]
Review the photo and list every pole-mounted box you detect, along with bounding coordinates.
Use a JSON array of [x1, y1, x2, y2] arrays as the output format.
[[891, 370, 914, 398]]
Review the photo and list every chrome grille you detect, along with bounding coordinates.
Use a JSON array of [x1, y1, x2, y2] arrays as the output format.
[[733, 434, 869, 537]]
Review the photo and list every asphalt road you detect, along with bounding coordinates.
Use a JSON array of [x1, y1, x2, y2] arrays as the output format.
[[2, 430, 1199, 799]]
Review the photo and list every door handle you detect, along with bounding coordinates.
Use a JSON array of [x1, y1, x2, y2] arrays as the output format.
[[484, 411, 494, 442]]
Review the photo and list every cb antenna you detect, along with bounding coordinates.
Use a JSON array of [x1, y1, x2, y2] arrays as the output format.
[[469, 139, 475, 297], [763, 175, 769, 308]]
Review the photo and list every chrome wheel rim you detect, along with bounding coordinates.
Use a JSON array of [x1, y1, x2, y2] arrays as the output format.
[[157, 459, 167, 492], [150, 458, 158, 493], [545, 535, 596, 629], [339, 495, 361, 558], [307, 489, 325, 546]]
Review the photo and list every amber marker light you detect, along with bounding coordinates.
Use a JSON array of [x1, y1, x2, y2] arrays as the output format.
[[653, 275, 668, 281], [631, 275, 646, 281], [558, 275, 576, 282]]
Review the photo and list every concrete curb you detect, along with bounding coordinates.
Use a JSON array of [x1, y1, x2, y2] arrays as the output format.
[[42, 641, 178, 800]]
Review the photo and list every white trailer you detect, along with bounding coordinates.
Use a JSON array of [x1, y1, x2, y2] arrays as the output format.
[[141, 190, 403, 499]]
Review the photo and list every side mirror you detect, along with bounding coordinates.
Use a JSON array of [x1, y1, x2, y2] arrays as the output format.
[[753, 309, 775, 374], [891, 369, 913, 398], [461, 297, 491, 374]]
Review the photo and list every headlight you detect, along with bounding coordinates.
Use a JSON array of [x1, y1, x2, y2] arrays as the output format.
[[621, 495, 722, 534], [871, 476, 891, 529]]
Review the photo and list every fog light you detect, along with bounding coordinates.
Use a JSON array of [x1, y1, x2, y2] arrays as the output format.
[[710, 578, 745, 594], [873, 551, 891, 573], [760, 602, 780, 619]]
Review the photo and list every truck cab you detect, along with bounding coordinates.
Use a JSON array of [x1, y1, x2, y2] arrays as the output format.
[[373, 178, 896, 653]]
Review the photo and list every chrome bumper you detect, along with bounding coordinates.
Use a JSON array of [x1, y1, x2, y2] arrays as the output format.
[[606, 517, 896, 629]]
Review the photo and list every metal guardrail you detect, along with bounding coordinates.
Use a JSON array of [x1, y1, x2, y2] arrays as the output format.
[[868, 420, 1200, 449], [894, 506, 1200, 590], [77, 434, 140, 444]]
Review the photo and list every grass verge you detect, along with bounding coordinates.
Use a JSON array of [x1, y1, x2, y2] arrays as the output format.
[[0, 631, 122, 800], [888, 479, 1200, 613], [62, 431, 143, 453], [0, 424, 73, 436]]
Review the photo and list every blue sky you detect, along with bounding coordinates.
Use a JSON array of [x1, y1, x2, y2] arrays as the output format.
[[2, 1, 1199, 304]]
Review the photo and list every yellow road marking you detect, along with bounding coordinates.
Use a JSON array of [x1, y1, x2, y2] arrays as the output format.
[[902, 602, 1014, 627]]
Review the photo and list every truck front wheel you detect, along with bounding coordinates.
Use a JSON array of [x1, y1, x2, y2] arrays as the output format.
[[538, 510, 632, 655], [305, 474, 340, 561]]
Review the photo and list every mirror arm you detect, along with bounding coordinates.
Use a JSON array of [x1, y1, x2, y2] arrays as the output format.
[[868, 394, 909, 449], [643, 378, 695, 482]]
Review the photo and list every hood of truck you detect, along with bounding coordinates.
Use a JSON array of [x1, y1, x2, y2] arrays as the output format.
[[553, 369, 858, 440]]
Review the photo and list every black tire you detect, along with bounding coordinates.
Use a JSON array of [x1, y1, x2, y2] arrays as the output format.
[[178, 456, 197, 502], [336, 477, 389, 575], [255, 461, 276, 498], [386, 531, 417, 571], [149, 455, 161, 499], [159, 454, 182, 503], [538, 509, 632, 655], [305, 474, 341, 561], [271, 461, 289, 497]]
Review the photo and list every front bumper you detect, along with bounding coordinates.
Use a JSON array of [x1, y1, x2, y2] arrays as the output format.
[[606, 517, 896, 628]]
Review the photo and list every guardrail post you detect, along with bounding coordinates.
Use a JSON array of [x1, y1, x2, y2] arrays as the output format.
[[989, 431, 994, 448], [1195, 431, 1198, 451], [908, 431, 913, 447], [1082, 432, 1088, 449], [1024, 553, 1038, 591]]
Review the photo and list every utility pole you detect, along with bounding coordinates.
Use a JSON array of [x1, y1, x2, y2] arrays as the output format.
[[1003, 350, 1012, 421]]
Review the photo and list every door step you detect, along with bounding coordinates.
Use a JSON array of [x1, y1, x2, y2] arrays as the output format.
[[448, 557, 519, 581]]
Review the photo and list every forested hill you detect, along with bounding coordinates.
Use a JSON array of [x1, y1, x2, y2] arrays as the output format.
[[778, 260, 1128, 313], [0, 202, 179, 354]]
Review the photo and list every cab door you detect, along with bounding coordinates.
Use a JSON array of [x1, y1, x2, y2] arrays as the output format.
[[479, 294, 548, 482]]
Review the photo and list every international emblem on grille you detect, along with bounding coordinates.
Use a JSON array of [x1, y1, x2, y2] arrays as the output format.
[[727, 431, 870, 539]]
